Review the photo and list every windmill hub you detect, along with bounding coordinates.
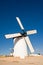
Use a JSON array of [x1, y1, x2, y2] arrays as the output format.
[[22, 32, 27, 37]]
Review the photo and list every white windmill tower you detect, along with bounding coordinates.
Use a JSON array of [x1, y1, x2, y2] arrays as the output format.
[[5, 17, 37, 59]]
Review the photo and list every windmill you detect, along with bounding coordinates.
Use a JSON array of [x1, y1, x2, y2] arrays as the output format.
[[5, 17, 37, 59]]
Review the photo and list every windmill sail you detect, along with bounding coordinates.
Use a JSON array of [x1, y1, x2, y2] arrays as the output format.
[[5, 33, 22, 39], [24, 36, 34, 53], [16, 17, 24, 30], [26, 30, 37, 35]]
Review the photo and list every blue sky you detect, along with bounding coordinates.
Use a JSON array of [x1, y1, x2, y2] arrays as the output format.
[[0, 0, 43, 55]]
